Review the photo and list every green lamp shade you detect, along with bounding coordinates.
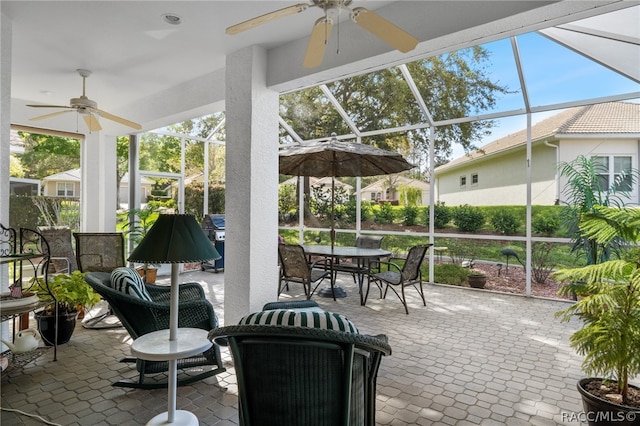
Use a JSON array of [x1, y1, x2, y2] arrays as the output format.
[[128, 214, 221, 264]]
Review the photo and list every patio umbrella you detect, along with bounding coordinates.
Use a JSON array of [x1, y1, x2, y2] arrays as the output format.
[[279, 135, 415, 247]]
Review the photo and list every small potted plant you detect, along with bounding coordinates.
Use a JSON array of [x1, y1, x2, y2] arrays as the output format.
[[466, 268, 487, 288], [124, 204, 160, 283], [555, 205, 640, 424], [29, 271, 100, 345]]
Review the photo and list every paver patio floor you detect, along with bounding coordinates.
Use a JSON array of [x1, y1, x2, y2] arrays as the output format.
[[1, 269, 587, 425]]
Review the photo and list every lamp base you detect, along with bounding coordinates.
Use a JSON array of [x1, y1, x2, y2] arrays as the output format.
[[147, 410, 198, 425]]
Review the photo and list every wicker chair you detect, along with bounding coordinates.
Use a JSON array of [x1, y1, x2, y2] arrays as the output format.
[[365, 244, 431, 314], [278, 244, 333, 300], [209, 324, 391, 426], [84, 271, 226, 389]]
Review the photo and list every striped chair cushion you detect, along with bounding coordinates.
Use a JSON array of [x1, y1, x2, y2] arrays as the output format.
[[110, 267, 153, 302], [239, 309, 359, 334]]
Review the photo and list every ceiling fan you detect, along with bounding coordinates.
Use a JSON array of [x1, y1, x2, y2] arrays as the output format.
[[27, 69, 141, 132], [226, 0, 418, 68]]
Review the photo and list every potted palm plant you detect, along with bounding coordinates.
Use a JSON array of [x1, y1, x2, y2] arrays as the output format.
[[124, 204, 160, 283], [555, 205, 640, 424], [30, 271, 100, 345]]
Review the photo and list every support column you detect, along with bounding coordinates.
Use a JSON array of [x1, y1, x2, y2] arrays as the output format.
[[0, 10, 13, 350], [224, 46, 279, 325], [81, 132, 118, 232]]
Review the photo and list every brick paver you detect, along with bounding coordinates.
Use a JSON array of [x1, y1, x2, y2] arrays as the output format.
[[1, 269, 588, 425]]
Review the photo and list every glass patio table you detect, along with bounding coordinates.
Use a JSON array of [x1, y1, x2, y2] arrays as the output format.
[[301, 244, 391, 305]]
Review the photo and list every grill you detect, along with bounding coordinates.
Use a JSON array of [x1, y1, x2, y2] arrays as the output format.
[[201, 214, 225, 272]]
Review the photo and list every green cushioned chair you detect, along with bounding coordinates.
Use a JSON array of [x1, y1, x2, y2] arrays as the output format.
[[209, 324, 391, 426], [84, 271, 226, 389]]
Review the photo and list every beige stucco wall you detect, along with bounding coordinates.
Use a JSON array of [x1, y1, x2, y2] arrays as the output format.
[[436, 143, 558, 206], [557, 137, 639, 205]]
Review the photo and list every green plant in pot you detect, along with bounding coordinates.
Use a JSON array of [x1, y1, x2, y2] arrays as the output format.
[[29, 271, 100, 345], [466, 268, 487, 289], [124, 204, 160, 283], [555, 205, 640, 423]]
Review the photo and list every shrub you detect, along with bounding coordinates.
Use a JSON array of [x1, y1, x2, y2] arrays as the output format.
[[490, 210, 520, 235], [452, 204, 485, 232], [531, 242, 556, 284], [423, 202, 452, 229], [374, 202, 395, 224], [402, 205, 419, 226], [532, 211, 560, 236], [433, 263, 468, 286]]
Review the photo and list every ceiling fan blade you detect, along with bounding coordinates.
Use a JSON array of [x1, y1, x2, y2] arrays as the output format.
[[83, 114, 102, 132], [351, 7, 418, 53], [303, 17, 333, 68], [29, 109, 73, 121], [96, 108, 142, 130], [227, 3, 311, 35], [26, 104, 72, 109]]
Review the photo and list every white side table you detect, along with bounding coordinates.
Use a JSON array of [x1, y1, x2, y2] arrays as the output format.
[[131, 328, 213, 425]]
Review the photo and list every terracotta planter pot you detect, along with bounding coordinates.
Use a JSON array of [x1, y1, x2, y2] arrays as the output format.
[[136, 266, 157, 284], [467, 274, 487, 289], [577, 378, 639, 425]]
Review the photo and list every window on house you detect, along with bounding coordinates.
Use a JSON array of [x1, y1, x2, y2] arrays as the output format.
[[592, 155, 633, 192], [57, 182, 74, 197], [370, 192, 376, 201], [460, 176, 467, 187], [471, 173, 479, 185]]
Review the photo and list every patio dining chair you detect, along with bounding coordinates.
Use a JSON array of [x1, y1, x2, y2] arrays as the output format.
[[332, 235, 385, 284], [365, 244, 431, 314], [37, 226, 77, 274], [278, 244, 333, 300]]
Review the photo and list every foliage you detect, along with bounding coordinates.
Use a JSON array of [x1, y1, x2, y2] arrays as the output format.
[[123, 204, 161, 246], [31, 196, 80, 228], [531, 242, 556, 284], [374, 202, 395, 224], [181, 182, 225, 218], [29, 271, 100, 314], [447, 239, 481, 266], [10, 155, 25, 177], [532, 211, 560, 236], [309, 184, 348, 220], [17, 132, 80, 179], [279, 46, 511, 172], [9, 195, 43, 230], [559, 155, 639, 265], [489, 210, 521, 235], [398, 184, 422, 206], [422, 202, 452, 229], [452, 204, 485, 232], [555, 206, 640, 405], [278, 184, 298, 216], [433, 263, 468, 286], [401, 205, 419, 226]]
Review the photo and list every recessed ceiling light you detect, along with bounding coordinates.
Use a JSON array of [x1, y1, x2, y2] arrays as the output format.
[[40, 90, 53, 95], [162, 13, 182, 25]]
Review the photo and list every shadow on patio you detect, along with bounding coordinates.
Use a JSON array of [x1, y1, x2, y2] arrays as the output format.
[[1, 270, 585, 425]]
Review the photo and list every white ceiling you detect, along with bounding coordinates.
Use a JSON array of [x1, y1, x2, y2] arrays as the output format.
[[2, 0, 635, 135]]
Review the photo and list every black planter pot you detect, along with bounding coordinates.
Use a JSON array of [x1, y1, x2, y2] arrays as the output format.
[[577, 378, 639, 425], [35, 310, 78, 346]]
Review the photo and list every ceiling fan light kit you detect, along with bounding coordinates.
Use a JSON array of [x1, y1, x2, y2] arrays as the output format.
[[27, 68, 141, 131], [227, 0, 418, 67]]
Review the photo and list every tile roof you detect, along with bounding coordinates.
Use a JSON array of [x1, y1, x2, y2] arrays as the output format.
[[436, 102, 640, 172]]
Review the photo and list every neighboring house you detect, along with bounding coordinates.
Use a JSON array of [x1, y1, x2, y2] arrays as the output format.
[[42, 168, 152, 204], [434, 102, 640, 206], [361, 175, 430, 206]]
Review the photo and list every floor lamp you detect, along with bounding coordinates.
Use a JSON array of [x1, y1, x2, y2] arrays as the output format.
[[128, 214, 220, 425]]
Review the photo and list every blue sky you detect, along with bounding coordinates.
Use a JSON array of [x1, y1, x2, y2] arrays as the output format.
[[456, 32, 640, 155]]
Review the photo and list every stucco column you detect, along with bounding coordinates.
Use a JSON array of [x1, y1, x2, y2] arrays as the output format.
[[81, 132, 117, 232], [0, 10, 12, 349], [224, 46, 279, 325]]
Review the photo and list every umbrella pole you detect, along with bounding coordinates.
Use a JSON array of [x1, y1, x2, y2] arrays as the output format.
[[331, 176, 335, 249]]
